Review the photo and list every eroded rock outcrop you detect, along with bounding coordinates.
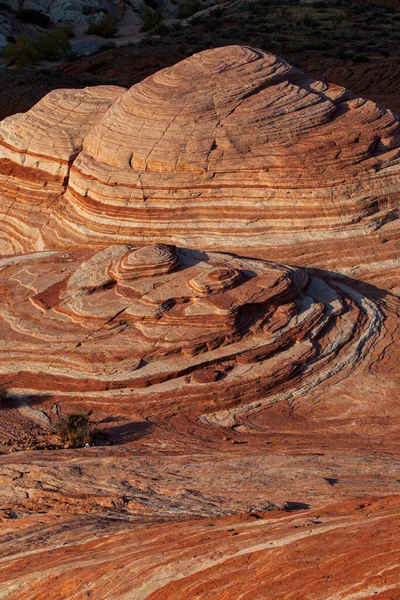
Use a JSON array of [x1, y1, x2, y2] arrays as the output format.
[[0, 46, 399, 291], [0, 46, 399, 599], [0, 242, 398, 599], [0, 84, 125, 255], [0, 244, 390, 409]]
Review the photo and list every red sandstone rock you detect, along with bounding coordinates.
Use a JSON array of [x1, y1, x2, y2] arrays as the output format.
[[0, 46, 399, 599]]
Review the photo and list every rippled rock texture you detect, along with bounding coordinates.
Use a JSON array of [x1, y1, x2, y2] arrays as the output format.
[[0, 243, 392, 408], [0, 46, 399, 293], [0, 243, 399, 597], [0, 46, 399, 598]]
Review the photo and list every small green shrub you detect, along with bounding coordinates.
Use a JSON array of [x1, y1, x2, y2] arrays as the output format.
[[40, 29, 71, 60], [140, 7, 162, 31], [16, 8, 52, 28], [2, 35, 41, 67], [152, 22, 171, 35], [55, 411, 94, 447], [86, 15, 118, 38], [3, 30, 71, 68], [177, 0, 202, 20]]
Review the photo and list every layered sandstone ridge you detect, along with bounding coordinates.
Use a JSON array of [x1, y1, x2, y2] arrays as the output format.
[[0, 85, 125, 176], [1, 46, 399, 598], [0, 85, 125, 254], [0, 46, 399, 290], [0, 244, 389, 411]]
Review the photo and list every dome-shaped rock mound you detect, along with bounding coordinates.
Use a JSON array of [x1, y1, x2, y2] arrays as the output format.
[[0, 48, 400, 598], [0, 46, 399, 291]]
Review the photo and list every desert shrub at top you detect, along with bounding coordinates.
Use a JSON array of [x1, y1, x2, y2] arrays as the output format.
[[2, 35, 40, 67], [58, 22, 75, 39], [55, 411, 94, 447], [177, 0, 202, 20], [2, 29, 71, 67], [141, 7, 162, 31], [40, 29, 71, 60], [86, 14, 118, 38]]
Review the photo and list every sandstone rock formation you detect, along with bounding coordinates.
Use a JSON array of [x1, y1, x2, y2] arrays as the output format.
[[0, 84, 125, 254], [0, 242, 399, 597], [0, 46, 399, 293], [0, 46, 399, 598], [0, 241, 383, 401], [1, 495, 399, 600]]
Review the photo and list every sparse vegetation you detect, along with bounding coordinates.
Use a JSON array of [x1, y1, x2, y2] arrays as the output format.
[[3, 29, 71, 67], [58, 22, 76, 39], [136, 0, 400, 64], [86, 14, 118, 38], [141, 7, 162, 32], [54, 411, 94, 447]]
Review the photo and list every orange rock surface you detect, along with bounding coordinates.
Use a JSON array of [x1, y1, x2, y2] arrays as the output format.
[[0, 46, 399, 599], [0, 242, 398, 597], [1, 496, 399, 600]]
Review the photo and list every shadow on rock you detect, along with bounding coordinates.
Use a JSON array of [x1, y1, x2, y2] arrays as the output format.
[[100, 419, 153, 445]]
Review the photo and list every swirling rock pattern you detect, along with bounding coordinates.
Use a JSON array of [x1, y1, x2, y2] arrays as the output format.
[[0, 46, 398, 293], [1, 244, 390, 408], [0, 245, 398, 600], [0, 46, 399, 599]]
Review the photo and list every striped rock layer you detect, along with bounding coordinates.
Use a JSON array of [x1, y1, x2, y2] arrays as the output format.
[[0, 244, 399, 598], [0, 46, 399, 291], [0, 244, 393, 410], [0, 46, 399, 599]]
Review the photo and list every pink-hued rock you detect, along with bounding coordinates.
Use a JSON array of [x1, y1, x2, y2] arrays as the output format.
[[0, 244, 399, 598], [1, 496, 399, 600], [0, 46, 398, 292], [0, 84, 125, 255], [0, 46, 399, 599]]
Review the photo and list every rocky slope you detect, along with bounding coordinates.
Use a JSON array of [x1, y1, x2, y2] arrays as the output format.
[[0, 0, 145, 52], [1, 495, 399, 599], [0, 46, 399, 598]]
